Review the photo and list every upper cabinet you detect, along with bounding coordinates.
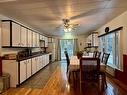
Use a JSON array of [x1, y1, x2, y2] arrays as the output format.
[[12, 22, 21, 47], [27, 29, 32, 47], [44, 37, 48, 47], [20, 26, 27, 47], [1, 20, 48, 48], [86, 32, 99, 47]]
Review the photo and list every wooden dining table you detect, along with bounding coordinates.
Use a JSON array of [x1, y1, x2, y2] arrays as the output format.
[[70, 56, 105, 69]]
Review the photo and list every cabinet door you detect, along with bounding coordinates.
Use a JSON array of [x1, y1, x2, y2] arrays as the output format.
[[36, 33, 40, 47], [45, 37, 48, 47], [39, 56, 43, 69], [32, 58, 37, 75], [26, 59, 31, 78], [42, 55, 44, 68], [21, 26, 27, 47], [12, 22, 21, 47], [36, 57, 40, 71], [27, 30, 32, 47], [32, 32, 36, 47], [20, 60, 27, 83], [1, 22, 11, 46]]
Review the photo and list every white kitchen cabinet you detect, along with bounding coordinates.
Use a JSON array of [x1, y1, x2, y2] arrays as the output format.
[[36, 57, 40, 71], [32, 57, 37, 75], [27, 30, 33, 47], [12, 22, 21, 47], [42, 55, 45, 68], [39, 56, 43, 69], [45, 37, 48, 47], [86, 33, 98, 47], [32, 32, 36, 47], [20, 26, 27, 47], [46, 54, 49, 64], [36, 33, 40, 47], [1, 21, 11, 46], [40, 35, 44, 40], [26, 59, 32, 78], [20, 60, 27, 84]]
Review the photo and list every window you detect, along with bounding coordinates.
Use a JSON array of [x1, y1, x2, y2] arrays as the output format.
[[100, 30, 123, 71]]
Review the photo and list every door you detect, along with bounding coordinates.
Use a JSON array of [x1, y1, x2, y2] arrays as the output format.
[[60, 39, 74, 60], [20, 60, 27, 83]]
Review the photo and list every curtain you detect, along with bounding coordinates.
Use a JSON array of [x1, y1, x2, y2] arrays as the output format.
[[56, 39, 61, 61], [73, 39, 79, 55]]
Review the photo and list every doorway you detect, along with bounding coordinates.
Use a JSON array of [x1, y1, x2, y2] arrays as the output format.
[[60, 39, 74, 60]]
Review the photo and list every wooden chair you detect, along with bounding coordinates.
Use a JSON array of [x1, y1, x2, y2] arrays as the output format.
[[80, 58, 100, 94], [64, 51, 79, 83], [93, 51, 101, 59], [97, 52, 110, 90]]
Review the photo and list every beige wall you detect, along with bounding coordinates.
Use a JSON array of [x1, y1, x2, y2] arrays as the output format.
[[97, 11, 127, 54]]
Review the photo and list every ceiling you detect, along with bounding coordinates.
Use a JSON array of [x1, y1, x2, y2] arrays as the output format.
[[0, 0, 127, 36]]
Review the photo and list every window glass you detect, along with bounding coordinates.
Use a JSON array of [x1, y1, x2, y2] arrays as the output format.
[[106, 34, 114, 65]]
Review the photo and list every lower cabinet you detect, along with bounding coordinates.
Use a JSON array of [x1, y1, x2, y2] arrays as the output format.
[[32, 57, 37, 75], [26, 59, 32, 78], [20, 60, 27, 84], [2, 53, 50, 87], [20, 59, 32, 84]]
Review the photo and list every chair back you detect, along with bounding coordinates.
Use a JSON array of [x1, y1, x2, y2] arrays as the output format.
[[64, 51, 70, 72], [93, 51, 101, 59], [80, 58, 100, 80], [93, 51, 97, 58], [96, 52, 101, 59], [101, 53, 110, 65]]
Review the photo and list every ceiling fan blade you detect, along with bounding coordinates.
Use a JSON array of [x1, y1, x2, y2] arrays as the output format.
[[70, 8, 103, 20]]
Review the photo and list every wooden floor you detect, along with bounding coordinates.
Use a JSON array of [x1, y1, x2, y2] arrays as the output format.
[[1, 61, 127, 95]]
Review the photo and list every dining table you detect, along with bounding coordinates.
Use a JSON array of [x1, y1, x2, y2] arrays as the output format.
[[70, 56, 105, 70]]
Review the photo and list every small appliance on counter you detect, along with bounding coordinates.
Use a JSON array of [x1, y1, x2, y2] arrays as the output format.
[[17, 48, 32, 60], [3, 53, 17, 60]]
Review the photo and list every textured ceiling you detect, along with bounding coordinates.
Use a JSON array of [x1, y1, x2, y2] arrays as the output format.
[[0, 0, 127, 36]]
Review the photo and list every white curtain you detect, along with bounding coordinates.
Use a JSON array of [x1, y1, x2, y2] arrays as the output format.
[[73, 39, 79, 55], [56, 39, 61, 61]]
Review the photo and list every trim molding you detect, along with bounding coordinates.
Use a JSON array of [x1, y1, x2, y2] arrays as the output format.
[[98, 27, 123, 37]]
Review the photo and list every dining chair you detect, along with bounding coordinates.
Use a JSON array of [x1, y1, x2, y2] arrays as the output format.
[[64, 51, 79, 83], [93, 51, 101, 59], [80, 58, 100, 94], [97, 52, 110, 90]]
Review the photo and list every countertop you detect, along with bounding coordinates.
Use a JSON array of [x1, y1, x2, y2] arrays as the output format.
[[3, 52, 51, 62]]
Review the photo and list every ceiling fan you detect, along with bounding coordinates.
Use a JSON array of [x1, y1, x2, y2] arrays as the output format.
[[58, 19, 79, 32]]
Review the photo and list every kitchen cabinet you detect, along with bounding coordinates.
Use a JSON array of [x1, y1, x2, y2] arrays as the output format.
[[45, 37, 48, 47], [86, 32, 98, 47], [36, 57, 40, 72], [32, 57, 37, 75], [20, 26, 27, 47], [2, 53, 50, 87], [12, 22, 21, 47], [32, 32, 36, 47], [36, 33, 40, 47], [27, 30, 33, 47], [20, 60, 27, 84], [26, 59, 31, 78], [2, 20, 41, 48]]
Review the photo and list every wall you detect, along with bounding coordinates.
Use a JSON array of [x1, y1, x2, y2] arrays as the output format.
[[97, 10, 127, 84]]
